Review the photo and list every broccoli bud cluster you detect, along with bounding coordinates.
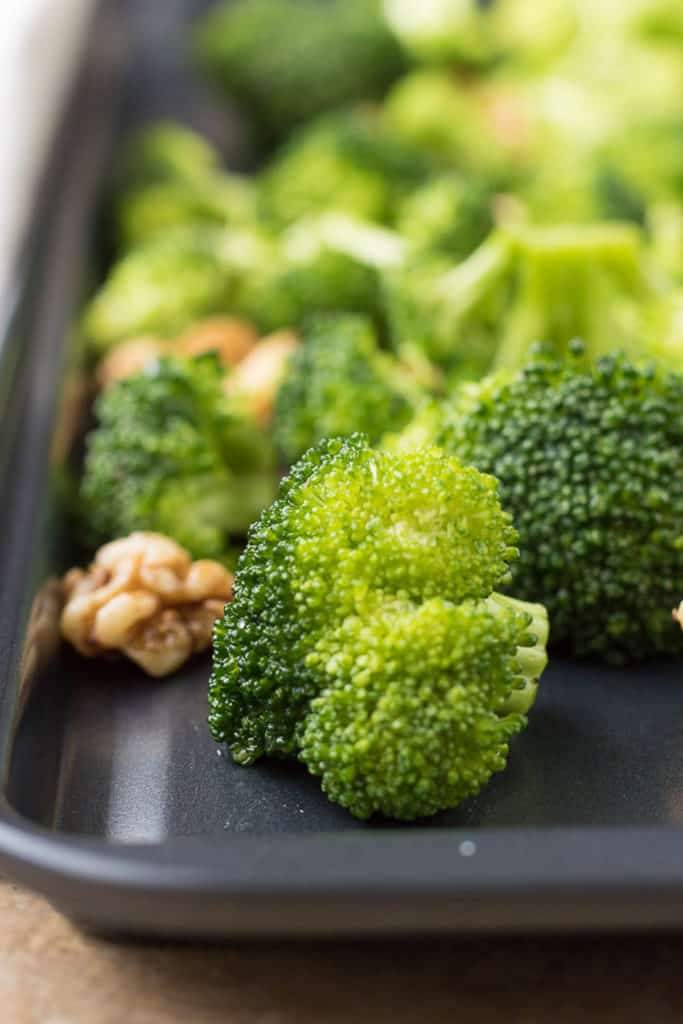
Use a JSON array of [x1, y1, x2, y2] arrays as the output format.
[[210, 435, 548, 819]]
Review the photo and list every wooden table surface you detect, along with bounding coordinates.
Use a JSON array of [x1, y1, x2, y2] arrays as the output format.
[[2, 882, 683, 1022]]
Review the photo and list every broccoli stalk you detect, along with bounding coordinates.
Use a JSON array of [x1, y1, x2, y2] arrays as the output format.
[[209, 435, 548, 819], [440, 348, 683, 661], [81, 355, 277, 561], [493, 222, 652, 371], [384, 223, 655, 379]]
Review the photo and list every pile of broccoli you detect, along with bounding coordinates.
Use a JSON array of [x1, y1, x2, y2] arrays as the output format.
[[210, 435, 548, 819], [67, 0, 683, 821]]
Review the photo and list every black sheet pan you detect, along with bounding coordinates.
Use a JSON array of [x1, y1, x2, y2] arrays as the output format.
[[1, 0, 683, 938]]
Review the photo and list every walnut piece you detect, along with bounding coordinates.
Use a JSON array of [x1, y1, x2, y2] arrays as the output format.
[[96, 336, 171, 388], [224, 329, 299, 426], [96, 317, 258, 389], [178, 316, 257, 366], [60, 532, 233, 677]]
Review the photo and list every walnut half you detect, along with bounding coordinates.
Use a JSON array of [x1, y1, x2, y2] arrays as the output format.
[[60, 533, 233, 677]]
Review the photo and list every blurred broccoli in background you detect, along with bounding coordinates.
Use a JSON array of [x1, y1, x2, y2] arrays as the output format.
[[236, 213, 405, 333], [210, 434, 548, 818], [81, 230, 235, 355], [491, 222, 653, 371], [194, 0, 407, 141], [258, 110, 431, 227], [384, 222, 656, 379], [273, 314, 421, 462], [115, 122, 221, 193], [383, 0, 578, 69], [383, 233, 511, 377], [395, 173, 495, 260], [382, 70, 535, 189], [441, 348, 683, 661], [81, 355, 277, 561], [113, 123, 258, 251]]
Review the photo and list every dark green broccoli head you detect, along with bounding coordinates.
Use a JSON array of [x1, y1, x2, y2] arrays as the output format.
[[210, 435, 548, 819], [81, 355, 276, 560], [194, 0, 406, 140], [441, 349, 683, 661], [258, 110, 431, 227], [81, 231, 233, 354], [273, 314, 420, 462], [395, 173, 495, 261]]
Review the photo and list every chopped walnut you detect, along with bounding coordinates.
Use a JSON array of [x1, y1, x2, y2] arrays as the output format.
[[224, 329, 299, 426], [178, 316, 257, 366], [674, 603, 683, 630], [96, 336, 171, 388], [60, 532, 233, 677]]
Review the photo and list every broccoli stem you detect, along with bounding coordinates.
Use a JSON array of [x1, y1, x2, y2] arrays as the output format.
[[486, 592, 549, 715]]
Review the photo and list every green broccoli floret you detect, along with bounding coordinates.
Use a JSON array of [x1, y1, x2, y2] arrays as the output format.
[[440, 348, 683, 662], [273, 314, 420, 462], [116, 174, 257, 253], [382, 70, 532, 188], [81, 355, 277, 560], [395, 173, 495, 261], [115, 122, 221, 193], [209, 435, 549, 819], [193, 0, 406, 140], [258, 110, 430, 227], [81, 230, 234, 354], [491, 222, 652, 372], [383, 233, 511, 376], [382, 0, 498, 67], [384, 0, 577, 69], [113, 123, 258, 252], [237, 213, 405, 333], [384, 223, 654, 378], [300, 592, 548, 819]]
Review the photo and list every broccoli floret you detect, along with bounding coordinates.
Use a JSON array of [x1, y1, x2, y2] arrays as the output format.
[[112, 122, 259, 251], [382, 70, 532, 187], [193, 0, 406, 140], [81, 231, 234, 354], [116, 174, 257, 253], [492, 223, 652, 372], [273, 314, 420, 463], [382, 0, 498, 67], [81, 355, 277, 560], [384, 224, 654, 378], [115, 122, 221, 193], [395, 173, 495, 261], [384, 0, 577, 69], [440, 349, 683, 662], [237, 213, 405, 333], [383, 233, 511, 376], [300, 592, 548, 819], [209, 434, 548, 819], [258, 110, 430, 227]]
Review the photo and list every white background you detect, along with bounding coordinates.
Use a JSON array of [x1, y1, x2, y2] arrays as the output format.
[[0, 0, 96, 305]]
